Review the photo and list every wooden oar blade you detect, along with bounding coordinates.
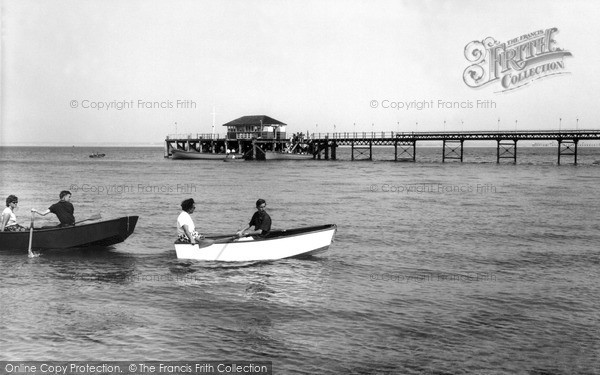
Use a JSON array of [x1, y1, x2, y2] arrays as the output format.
[[27, 212, 40, 257]]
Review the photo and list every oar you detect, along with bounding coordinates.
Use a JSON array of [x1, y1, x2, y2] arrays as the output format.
[[27, 211, 37, 258], [209, 230, 250, 243], [230, 224, 254, 241], [74, 213, 102, 225]]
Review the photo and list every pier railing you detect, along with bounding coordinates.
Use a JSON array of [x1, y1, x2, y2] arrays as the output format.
[[166, 133, 222, 140], [166, 129, 600, 141], [307, 129, 600, 141]]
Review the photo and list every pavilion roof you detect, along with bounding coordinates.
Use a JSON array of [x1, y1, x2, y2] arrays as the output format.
[[222, 115, 286, 127]]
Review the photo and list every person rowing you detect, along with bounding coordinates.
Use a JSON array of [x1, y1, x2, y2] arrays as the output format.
[[177, 198, 213, 246], [237, 199, 271, 238], [31, 190, 75, 227]]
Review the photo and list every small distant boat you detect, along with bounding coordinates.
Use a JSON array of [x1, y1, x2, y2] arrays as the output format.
[[0, 216, 138, 251], [174, 224, 336, 262], [89, 152, 106, 158], [264, 151, 313, 160], [223, 154, 245, 162], [171, 149, 242, 160]]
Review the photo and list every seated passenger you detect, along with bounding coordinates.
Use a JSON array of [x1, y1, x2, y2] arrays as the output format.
[[1, 195, 26, 232], [177, 198, 214, 246]]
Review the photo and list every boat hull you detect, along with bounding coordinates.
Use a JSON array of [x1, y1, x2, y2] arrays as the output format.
[[264, 151, 313, 160], [171, 150, 242, 160], [0, 216, 138, 251], [223, 155, 245, 162], [174, 224, 336, 261]]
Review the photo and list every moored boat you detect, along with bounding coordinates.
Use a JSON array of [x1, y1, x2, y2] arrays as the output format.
[[264, 151, 313, 160], [171, 149, 242, 160], [223, 154, 245, 162], [174, 224, 336, 261], [0, 216, 138, 251]]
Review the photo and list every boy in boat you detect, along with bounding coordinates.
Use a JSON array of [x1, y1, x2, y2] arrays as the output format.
[[237, 199, 271, 238], [177, 198, 213, 246], [31, 190, 75, 227], [1, 195, 26, 232]]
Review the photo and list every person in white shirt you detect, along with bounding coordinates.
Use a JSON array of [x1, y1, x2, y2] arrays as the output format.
[[177, 198, 213, 246], [177, 198, 201, 243], [1, 195, 25, 232]]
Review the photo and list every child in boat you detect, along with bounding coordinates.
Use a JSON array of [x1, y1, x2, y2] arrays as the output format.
[[32, 190, 75, 227], [1, 195, 26, 232]]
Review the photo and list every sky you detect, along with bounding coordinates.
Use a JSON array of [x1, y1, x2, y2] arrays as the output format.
[[1, 0, 599, 146]]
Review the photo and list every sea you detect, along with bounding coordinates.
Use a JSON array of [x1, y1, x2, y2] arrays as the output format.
[[1, 146, 600, 375]]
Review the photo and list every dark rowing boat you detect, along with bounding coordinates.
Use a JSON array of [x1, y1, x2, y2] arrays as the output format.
[[0, 216, 138, 251]]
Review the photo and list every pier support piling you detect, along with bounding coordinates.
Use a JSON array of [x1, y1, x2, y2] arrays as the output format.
[[443, 140, 464, 162], [497, 139, 517, 163], [351, 141, 372, 161], [331, 141, 337, 160], [395, 140, 416, 162], [558, 139, 578, 165]]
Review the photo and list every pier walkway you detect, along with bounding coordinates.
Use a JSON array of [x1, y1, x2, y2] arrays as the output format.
[[307, 129, 600, 164]]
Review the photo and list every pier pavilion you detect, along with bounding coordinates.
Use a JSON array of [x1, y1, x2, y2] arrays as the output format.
[[164, 115, 291, 159], [223, 115, 287, 141]]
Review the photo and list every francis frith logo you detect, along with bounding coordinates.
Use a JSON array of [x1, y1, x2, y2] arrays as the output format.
[[463, 28, 572, 92]]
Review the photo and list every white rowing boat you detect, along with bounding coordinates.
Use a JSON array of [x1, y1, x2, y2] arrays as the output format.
[[223, 154, 245, 162], [171, 149, 243, 160], [264, 151, 313, 160], [174, 224, 336, 261]]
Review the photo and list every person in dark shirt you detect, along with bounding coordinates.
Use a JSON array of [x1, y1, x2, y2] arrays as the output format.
[[32, 190, 75, 226], [237, 199, 271, 238]]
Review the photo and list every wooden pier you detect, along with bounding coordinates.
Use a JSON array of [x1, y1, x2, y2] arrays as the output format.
[[164, 133, 291, 160], [306, 130, 600, 164], [165, 129, 600, 164]]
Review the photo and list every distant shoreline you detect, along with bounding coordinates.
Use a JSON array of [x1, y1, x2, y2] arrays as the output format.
[[0, 144, 164, 148]]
